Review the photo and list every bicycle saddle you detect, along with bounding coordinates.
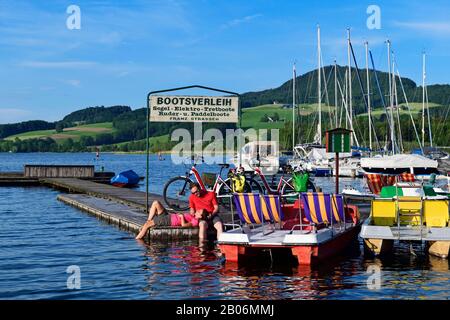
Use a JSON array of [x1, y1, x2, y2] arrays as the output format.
[[218, 163, 230, 168]]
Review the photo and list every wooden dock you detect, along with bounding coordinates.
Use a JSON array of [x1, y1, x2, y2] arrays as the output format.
[[0, 169, 114, 186], [58, 194, 199, 241], [0, 172, 40, 186], [1, 165, 233, 241], [41, 177, 186, 211], [24, 164, 95, 178]]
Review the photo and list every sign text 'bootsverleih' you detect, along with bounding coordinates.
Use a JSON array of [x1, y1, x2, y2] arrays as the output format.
[[149, 95, 239, 123]]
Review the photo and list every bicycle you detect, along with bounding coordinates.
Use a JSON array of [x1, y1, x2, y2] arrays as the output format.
[[249, 165, 317, 197], [163, 156, 263, 211]]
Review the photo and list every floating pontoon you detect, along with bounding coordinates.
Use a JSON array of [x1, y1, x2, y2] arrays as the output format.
[[218, 192, 361, 265], [360, 182, 450, 258]]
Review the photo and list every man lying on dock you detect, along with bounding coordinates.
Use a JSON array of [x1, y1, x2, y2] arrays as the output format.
[[188, 182, 223, 242], [135, 200, 204, 240], [135, 182, 222, 241]]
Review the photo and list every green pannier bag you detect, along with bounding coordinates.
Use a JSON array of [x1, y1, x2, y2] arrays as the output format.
[[292, 172, 309, 192]]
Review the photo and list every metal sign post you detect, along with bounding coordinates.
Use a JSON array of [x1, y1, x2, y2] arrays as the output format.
[[146, 85, 240, 214], [325, 128, 352, 194]]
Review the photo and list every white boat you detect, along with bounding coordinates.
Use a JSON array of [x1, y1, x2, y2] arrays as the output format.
[[232, 141, 280, 176], [361, 154, 439, 176], [342, 186, 377, 202], [289, 144, 362, 177]]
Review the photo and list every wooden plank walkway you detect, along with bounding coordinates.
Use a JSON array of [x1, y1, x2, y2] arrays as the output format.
[[41, 178, 170, 211], [4, 175, 234, 241], [0, 171, 114, 186], [58, 194, 199, 241], [41, 178, 234, 223]]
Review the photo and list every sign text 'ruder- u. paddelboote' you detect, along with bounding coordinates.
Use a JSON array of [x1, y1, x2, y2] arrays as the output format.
[[149, 95, 239, 123]]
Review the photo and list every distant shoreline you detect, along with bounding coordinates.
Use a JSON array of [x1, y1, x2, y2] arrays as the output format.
[[0, 150, 240, 155]]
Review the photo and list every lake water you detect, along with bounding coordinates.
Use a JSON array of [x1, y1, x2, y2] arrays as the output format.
[[0, 152, 449, 300]]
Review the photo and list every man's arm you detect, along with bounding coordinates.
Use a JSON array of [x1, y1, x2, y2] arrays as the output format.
[[189, 195, 195, 215], [211, 193, 219, 215]]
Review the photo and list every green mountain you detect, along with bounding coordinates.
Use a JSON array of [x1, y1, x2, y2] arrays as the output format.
[[62, 105, 131, 124], [241, 65, 449, 113], [1, 65, 449, 152]]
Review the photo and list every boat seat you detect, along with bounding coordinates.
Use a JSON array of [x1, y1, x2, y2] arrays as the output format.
[[300, 192, 346, 225], [260, 194, 284, 223], [365, 174, 396, 195], [399, 172, 416, 182], [232, 193, 284, 225]]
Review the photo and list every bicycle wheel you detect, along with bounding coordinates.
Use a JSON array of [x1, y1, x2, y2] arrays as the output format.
[[163, 176, 192, 211], [216, 177, 264, 210], [245, 177, 264, 194]]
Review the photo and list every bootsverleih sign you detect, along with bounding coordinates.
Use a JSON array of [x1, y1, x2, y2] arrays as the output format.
[[149, 95, 239, 123]]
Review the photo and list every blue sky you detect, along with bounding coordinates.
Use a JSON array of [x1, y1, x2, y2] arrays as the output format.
[[1, 0, 450, 123]]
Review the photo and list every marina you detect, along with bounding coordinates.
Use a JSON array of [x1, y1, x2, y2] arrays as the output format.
[[1, 1, 450, 302], [1, 152, 449, 300], [0, 163, 235, 242]]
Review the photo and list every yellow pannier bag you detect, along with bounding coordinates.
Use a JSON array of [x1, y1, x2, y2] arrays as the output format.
[[231, 175, 246, 193]]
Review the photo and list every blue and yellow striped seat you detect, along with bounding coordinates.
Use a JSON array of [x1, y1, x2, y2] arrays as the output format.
[[233, 193, 264, 224], [233, 193, 284, 224], [300, 192, 345, 224], [260, 194, 284, 223]]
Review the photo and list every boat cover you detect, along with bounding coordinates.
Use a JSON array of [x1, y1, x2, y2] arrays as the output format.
[[308, 148, 352, 161], [361, 154, 438, 169], [110, 170, 140, 186]]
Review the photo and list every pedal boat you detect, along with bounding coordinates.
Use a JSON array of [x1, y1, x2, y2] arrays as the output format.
[[218, 192, 361, 265], [360, 182, 450, 258]]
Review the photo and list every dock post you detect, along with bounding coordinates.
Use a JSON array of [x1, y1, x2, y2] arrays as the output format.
[[146, 92, 151, 216]]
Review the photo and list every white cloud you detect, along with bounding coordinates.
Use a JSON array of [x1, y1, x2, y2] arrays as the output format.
[[0, 108, 33, 124], [221, 14, 262, 30], [63, 80, 81, 87], [394, 21, 450, 34], [19, 61, 98, 69]]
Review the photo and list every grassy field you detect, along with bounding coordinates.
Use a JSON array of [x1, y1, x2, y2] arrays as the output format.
[[5, 122, 114, 141], [241, 103, 337, 129], [357, 102, 442, 118], [113, 134, 170, 147]]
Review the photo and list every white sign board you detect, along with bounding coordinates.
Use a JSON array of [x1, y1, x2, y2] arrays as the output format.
[[149, 95, 239, 123]]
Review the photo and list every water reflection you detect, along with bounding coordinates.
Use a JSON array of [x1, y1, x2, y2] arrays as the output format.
[[1, 153, 450, 300]]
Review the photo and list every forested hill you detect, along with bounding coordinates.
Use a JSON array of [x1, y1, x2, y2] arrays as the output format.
[[241, 65, 450, 113], [62, 105, 131, 124], [1, 65, 449, 152], [0, 106, 132, 139], [0, 120, 55, 139]]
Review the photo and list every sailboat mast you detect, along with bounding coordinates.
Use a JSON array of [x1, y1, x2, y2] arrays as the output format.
[[334, 59, 338, 128], [317, 25, 322, 143], [387, 40, 395, 154], [422, 52, 426, 149], [427, 85, 433, 147], [393, 59, 403, 152], [292, 63, 296, 149], [347, 28, 353, 145], [365, 41, 372, 151]]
